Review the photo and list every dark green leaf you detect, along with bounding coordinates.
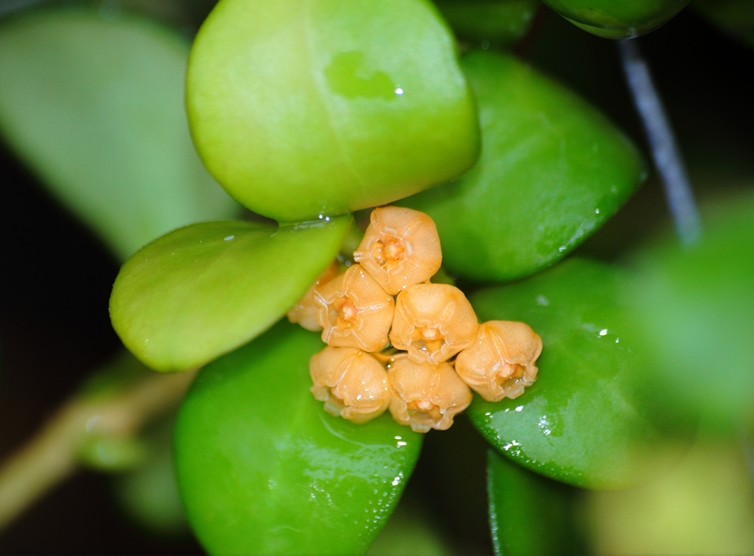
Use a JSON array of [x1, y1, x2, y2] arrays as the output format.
[[487, 450, 585, 556], [110, 217, 351, 372], [433, 0, 538, 46], [175, 321, 423, 555], [468, 258, 688, 489], [626, 193, 754, 431], [365, 500, 452, 556], [186, 0, 479, 222], [401, 51, 646, 282], [542, 0, 691, 38], [0, 9, 239, 261]]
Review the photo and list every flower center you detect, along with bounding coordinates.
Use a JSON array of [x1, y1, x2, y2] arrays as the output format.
[[495, 362, 525, 385], [332, 296, 359, 328], [372, 234, 406, 269], [412, 326, 445, 354], [407, 399, 443, 421]]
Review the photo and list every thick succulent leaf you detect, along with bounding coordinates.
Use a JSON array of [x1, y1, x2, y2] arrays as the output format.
[[433, 0, 538, 45], [487, 450, 585, 556], [110, 217, 351, 372], [0, 9, 239, 261], [542, 0, 690, 39], [625, 194, 754, 431], [186, 0, 479, 222], [468, 258, 688, 489], [401, 51, 645, 282], [175, 322, 423, 556]]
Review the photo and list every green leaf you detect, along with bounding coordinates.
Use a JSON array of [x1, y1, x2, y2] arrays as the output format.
[[625, 193, 754, 431], [487, 450, 585, 556], [433, 0, 538, 46], [541, 0, 691, 39], [186, 0, 479, 222], [401, 50, 645, 282], [468, 258, 688, 489], [0, 9, 239, 261], [175, 321, 423, 556], [110, 217, 351, 372]]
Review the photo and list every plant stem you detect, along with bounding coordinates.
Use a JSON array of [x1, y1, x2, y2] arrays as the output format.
[[618, 39, 702, 247], [0, 369, 195, 533]]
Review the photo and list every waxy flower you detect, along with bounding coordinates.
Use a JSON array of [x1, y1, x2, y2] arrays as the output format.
[[390, 283, 478, 364], [314, 264, 394, 352], [310, 347, 391, 424], [354, 206, 442, 295], [455, 320, 542, 401], [387, 357, 472, 433], [287, 261, 340, 331]]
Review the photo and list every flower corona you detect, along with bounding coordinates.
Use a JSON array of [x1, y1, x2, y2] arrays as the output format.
[[288, 206, 543, 431]]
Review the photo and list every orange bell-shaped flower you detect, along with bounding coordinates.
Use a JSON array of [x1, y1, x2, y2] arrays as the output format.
[[387, 357, 472, 432], [314, 264, 394, 352], [455, 320, 542, 401], [354, 206, 442, 295], [310, 347, 391, 424], [390, 283, 478, 364], [287, 261, 341, 331]]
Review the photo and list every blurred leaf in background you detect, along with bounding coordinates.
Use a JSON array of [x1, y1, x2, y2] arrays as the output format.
[[625, 193, 754, 432], [0, 8, 240, 262]]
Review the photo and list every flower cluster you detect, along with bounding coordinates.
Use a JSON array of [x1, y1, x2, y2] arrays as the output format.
[[288, 206, 542, 433]]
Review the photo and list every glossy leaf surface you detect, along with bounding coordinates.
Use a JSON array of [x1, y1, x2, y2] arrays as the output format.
[[0, 9, 238, 261], [542, 0, 690, 38], [626, 194, 754, 430], [110, 217, 351, 372], [175, 322, 423, 555], [468, 259, 684, 489], [187, 0, 479, 222], [487, 450, 584, 556], [401, 51, 645, 282], [433, 0, 538, 45]]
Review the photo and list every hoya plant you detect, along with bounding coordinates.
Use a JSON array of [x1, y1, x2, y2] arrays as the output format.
[[1, 0, 754, 553]]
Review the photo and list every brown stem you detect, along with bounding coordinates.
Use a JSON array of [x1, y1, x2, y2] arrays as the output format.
[[0, 370, 195, 533]]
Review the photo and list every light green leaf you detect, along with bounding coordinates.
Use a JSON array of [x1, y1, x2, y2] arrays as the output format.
[[175, 321, 423, 555], [186, 0, 479, 222], [110, 217, 351, 372], [0, 9, 239, 261], [401, 50, 646, 282]]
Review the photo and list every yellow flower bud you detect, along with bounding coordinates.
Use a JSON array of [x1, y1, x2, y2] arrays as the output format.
[[455, 321, 542, 402], [287, 261, 341, 331], [314, 264, 394, 352], [353, 206, 442, 295], [390, 283, 478, 364], [387, 357, 472, 432], [310, 347, 391, 424]]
